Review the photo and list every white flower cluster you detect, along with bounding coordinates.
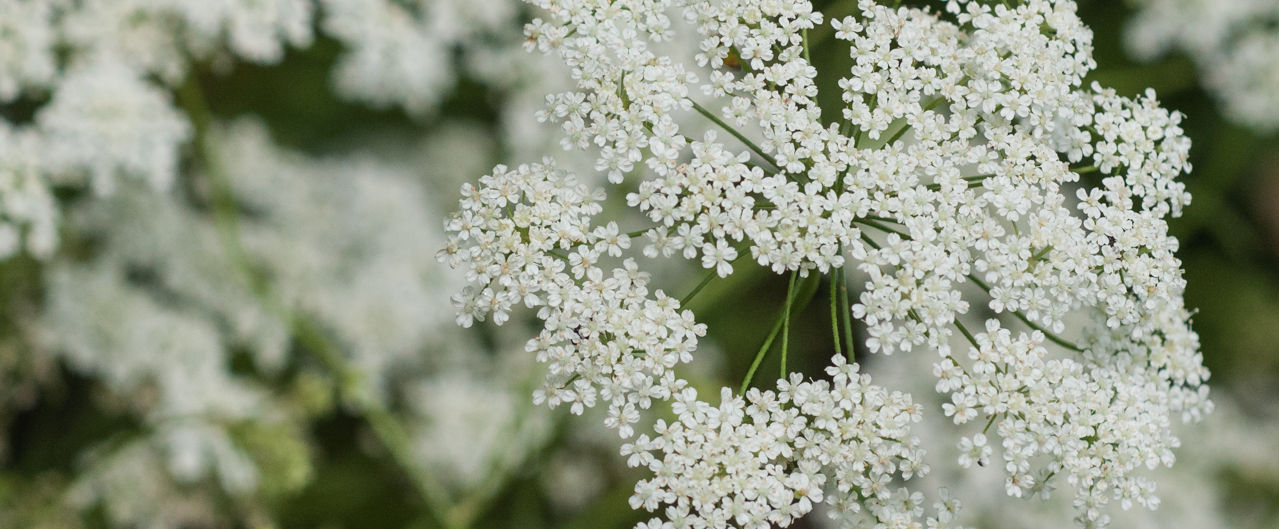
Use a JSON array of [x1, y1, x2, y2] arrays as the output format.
[[1126, 0, 1279, 130], [936, 321, 1178, 524], [442, 160, 957, 527], [439, 159, 702, 427], [410, 369, 549, 493], [67, 440, 247, 529], [0, 0, 56, 101], [58, 0, 312, 82], [37, 58, 192, 194], [221, 121, 462, 391], [43, 245, 271, 528], [870, 329, 1272, 529], [445, 157, 961, 529], [321, 0, 519, 117], [0, 0, 569, 523], [0, 0, 307, 258], [0, 0, 521, 261], [40, 119, 552, 526], [625, 357, 952, 529], [525, 0, 697, 184], [445, 0, 1211, 526], [0, 123, 57, 258]]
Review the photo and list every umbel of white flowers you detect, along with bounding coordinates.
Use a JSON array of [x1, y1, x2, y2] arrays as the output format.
[[439, 0, 1212, 528]]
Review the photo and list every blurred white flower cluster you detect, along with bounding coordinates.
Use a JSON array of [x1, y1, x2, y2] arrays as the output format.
[[0, 0, 518, 260], [321, 0, 518, 116], [442, 0, 1212, 527], [41, 117, 555, 527], [0, 0, 311, 259], [1126, 0, 1279, 131], [0, 0, 566, 527]]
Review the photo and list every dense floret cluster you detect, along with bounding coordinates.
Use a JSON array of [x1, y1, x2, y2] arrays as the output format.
[[0, 0, 1224, 526], [439, 159, 704, 432], [442, 0, 1211, 527], [626, 358, 945, 529]]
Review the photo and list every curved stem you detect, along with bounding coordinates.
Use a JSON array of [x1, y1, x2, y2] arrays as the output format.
[[802, 28, 811, 66], [830, 273, 842, 359], [680, 252, 745, 308], [856, 218, 909, 239], [953, 318, 979, 349], [741, 270, 821, 393], [965, 274, 1084, 352], [691, 100, 780, 170], [741, 292, 792, 394], [857, 218, 1084, 353], [781, 271, 797, 376], [838, 268, 855, 361]]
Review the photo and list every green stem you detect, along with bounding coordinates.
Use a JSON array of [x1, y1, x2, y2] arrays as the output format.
[[954, 318, 979, 348], [781, 271, 796, 376], [838, 268, 855, 361], [680, 253, 744, 308], [965, 274, 1083, 352], [883, 95, 953, 149], [857, 218, 910, 239], [882, 121, 913, 147], [925, 174, 995, 191], [691, 100, 779, 169], [681, 267, 720, 308], [981, 412, 999, 435], [741, 293, 793, 394], [1029, 245, 1053, 264], [802, 28, 811, 66], [859, 232, 881, 250], [862, 215, 903, 224], [830, 273, 842, 359], [740, 270, 819, 393]]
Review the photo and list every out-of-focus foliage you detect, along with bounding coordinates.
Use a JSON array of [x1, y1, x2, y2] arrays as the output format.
[[0, 0, 1276, 528]]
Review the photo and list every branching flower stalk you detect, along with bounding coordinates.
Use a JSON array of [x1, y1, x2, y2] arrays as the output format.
[[440, 0, 1212, 527]]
